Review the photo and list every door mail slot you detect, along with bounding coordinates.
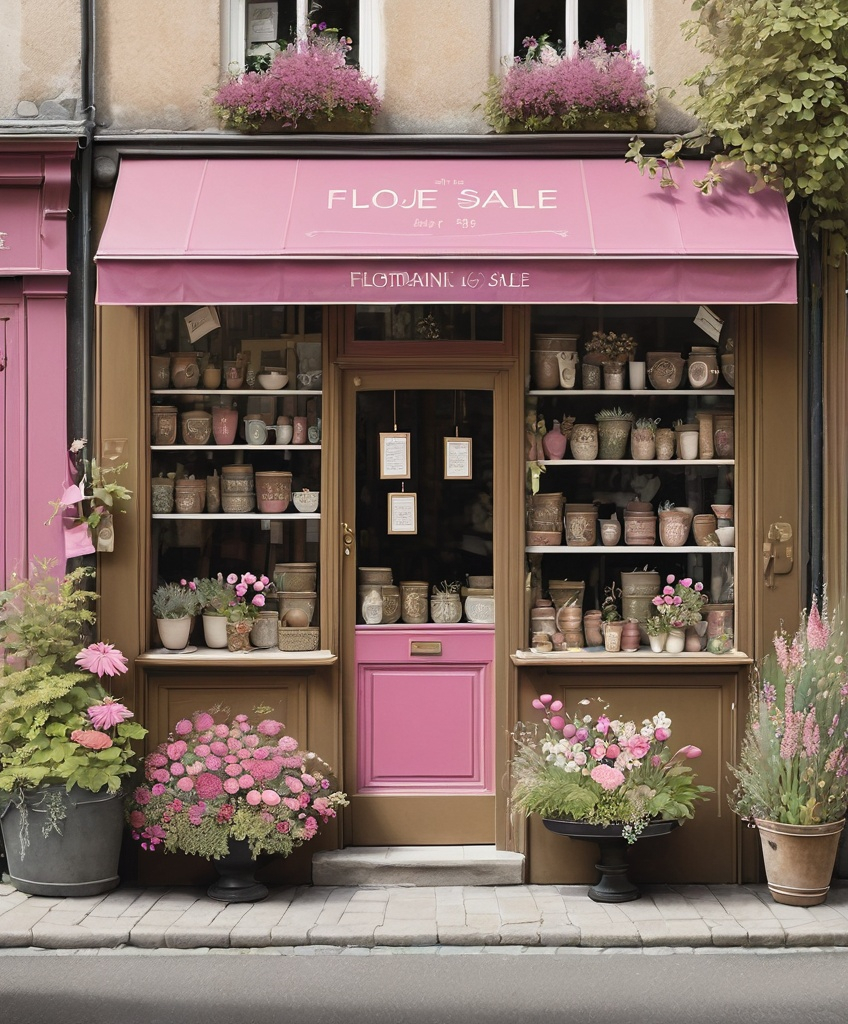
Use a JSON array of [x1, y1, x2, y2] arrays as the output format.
[[410, 641, 442, 656]]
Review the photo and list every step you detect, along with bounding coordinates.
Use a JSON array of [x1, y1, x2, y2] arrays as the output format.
[[312, 846, 526, 887]]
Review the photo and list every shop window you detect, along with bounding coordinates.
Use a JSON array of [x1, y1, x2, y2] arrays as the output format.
[[353, 305, 503, 344], [496, 0, 648, 64], [222, 0, 379, 74]]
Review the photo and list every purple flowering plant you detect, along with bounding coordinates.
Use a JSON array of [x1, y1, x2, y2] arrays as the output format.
[[482, 37, 655, 133], [730, 599, 848, 826], [125, 707, 348, 859], [213, 26, 381, 131]]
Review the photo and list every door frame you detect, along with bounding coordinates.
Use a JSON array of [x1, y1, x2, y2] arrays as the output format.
[[336, 349, 525, 847]]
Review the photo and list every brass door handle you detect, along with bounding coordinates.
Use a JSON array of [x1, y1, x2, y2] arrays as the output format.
[[341, 521, 354, 556]]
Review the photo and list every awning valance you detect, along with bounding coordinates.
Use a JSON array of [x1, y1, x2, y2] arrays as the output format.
[[95, 157, 797, 305]]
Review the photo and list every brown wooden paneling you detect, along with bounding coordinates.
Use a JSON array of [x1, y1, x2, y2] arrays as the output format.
[[349, 795, 495, 845]]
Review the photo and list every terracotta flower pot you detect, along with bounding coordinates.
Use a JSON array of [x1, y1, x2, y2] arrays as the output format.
[[754, 818, 845, 906]]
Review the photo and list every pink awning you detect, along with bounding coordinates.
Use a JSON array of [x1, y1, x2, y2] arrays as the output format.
[[95, 157, 797, 305]]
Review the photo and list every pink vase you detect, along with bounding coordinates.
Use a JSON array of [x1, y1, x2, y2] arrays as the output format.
[[541, 422, 568, 460], [212, 406, 238, 445], [293, 416, 308, 445]]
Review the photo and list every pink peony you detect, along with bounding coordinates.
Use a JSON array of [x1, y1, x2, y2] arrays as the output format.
[[238, 774, 256, 789], [223, 778, 240, 795], [195, 772, 224, 799], [590, 764, 626, 790], [627, 735, 650, 759], [147, 752, 168, 768], [151, 784, 166, 796], [186, 762, 204, 776], [75, 642, 128, 678], [244, 734, 260, 748], [87, 698, 133, 730], [301, 774, 316, 787], [210, 741, 228, 756], [261, 790, 281, 806], [167, 741, 187, 761], [597, 715, 610, 735], [194, 744, 211, 758], [246, 790, 262, 805], [214, 724, 229, 737], [283, 796, 301, 812], [257, 719, 283, 736], [278, 736, 298, 752], [252, 747, 269, 760], [70, 729, 113, 750], [170, 762, 185, 776], [152, 768, 171, 784], [205, 755, 222, 771], [174, 719, 193, 735], [285, 775, 304, 793], [605, 743, 621, 759], [195, 713, 215, 731], [176, 776, 194, 792], [225, 764, 241, 777], [654, 727, 670, 742]]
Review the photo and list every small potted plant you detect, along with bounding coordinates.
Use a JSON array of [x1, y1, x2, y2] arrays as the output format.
[[631, 417, 660, 460], [0, 561, 147, 896], [213, 26, 381, 133], [594, 407, 633, 459], [125, 707, 348, 901], [222, 571, 270, 651], [729, 600, 848, 906], [650, 574, 707, 652], [194, 575, 237, 649], [510, 696, 711, 901], [481, 37, 656, 134], [430, 580, 462, 623], [152, 580, 202, 651]]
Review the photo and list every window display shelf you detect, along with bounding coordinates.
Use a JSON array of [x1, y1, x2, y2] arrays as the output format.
[[528, 389, 735, 398], [525, 545, 733, 555], [152, 512, 320, 520], [529, 459, 733, 467], [151, 388, 322, 397], [137, 648, 337, 668], [151, 444, 321, 451], [511, 649, 751, 667]]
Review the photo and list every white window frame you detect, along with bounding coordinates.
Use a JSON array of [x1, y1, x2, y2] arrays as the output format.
[[494, 0, 649, 70], [221, 0, 382, 80]]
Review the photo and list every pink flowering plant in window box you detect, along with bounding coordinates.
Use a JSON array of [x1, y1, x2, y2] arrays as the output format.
[[125, 707, 348, 859], [511, 696, 712, 842], [213, 27, 381, 133], [482, 37, 655, 134], [730, 599, 848, 826]]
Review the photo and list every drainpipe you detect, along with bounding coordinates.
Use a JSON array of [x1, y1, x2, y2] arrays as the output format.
[[67, 0, 95, 455]]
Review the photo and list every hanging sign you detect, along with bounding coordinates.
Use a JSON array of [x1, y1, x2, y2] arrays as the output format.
[[444, 437, 473, 480], [388, 492, 417, 535], [380, 432, 411, 479], [694, 305, 723, 343], [184, 306, 220, 343]]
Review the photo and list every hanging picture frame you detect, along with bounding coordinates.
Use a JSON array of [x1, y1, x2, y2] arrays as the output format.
[[444, 437, 473, 480], [380, 432, 411, 479], [387, 492, 417, 535]]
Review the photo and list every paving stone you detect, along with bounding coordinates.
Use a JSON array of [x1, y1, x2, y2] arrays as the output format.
[[308, 924, 377, 946], [740, 923, 786, 947], [577, 922, 641, 947], [31, 922, 130, 948], [165, 927, 233, 949], [269, 923, 312, 945], [372, 924, 438, 945], [784, 924, 847, 946], [228, 925, 273, 947], [636, 920, 713, 947], [497, 925, 541, 945], [435, 925, 498, 945]]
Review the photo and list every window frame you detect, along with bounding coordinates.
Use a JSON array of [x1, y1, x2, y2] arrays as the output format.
[[494, 0, 648, 69], [221, 0, 382, 79]]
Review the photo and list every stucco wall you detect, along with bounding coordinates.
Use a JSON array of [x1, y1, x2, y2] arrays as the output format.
[[650, 0, 705, 132], [96, 0, 221, 131], [0, 0, 81, 118]]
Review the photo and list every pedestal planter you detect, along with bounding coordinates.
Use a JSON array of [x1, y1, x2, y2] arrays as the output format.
[[542, 819, 679, 902], [0, 786, 124, 896], [207, 839, 269, 903], [754, 818, 845, 906]]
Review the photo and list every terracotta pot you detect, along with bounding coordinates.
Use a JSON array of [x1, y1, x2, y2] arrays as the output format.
[[532, 350, 561, 389], [202, 365, 222, 389], [602, 620, 624, 652], [647, 353, 685, 390], [150, 355, 171, 389], [174, 477, 206, 514], [631, 427, 656, 460], [151, 405, 178, 445], [212, 406, 239, 445], [754, 818, 845, 906], [547, 579, 585, 612], [181, 409, 212, 445], [714, 413, 734, 458], [596, 417, 632, 460], [623, 512, 657, 546], [600, 517, 621, 546], [655, 428, 675, 460], [620, 620, 641, 652], [658, 506, 694, 547], [169, 353, 200, 389], [583, 611, 604, 647], [221, 465, 255, 513], [620, 569, 661, 629], [570, 423, 598, 461], [693, 514, 718, 546], [527, 492, 564, 533], [255, 470, 292, 513], [564, 504, 598, 546]]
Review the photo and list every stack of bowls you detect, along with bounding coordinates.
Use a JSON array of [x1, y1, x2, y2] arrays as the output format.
[[221, 464, 255, 513]]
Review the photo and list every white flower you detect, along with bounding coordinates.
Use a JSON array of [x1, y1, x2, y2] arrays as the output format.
[[573, 752, 587, 766], [653, 712, 671, 729], [640, 724, 655, 738], [583, 715, 593, 724]]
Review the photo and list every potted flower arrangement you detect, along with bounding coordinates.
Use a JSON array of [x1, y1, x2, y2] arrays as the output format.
[[220, 571, 270, 651], [511, 696, 711, 900], [729, 599, 848, 906], [213, 26, 381, 133], [152, 580, 202, 652], [125, 707, 347, 901], [194, 574, 237, 650], [585, 330, 638, 364], [0, 561, 147, 896], [481, 37, 656, 134], [649, 574, 707, 652]]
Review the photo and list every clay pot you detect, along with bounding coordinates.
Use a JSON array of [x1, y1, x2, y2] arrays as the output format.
[[583, 611, 604, 647], [151, 476, 174, 514], [620, 620, 641, 652], [151, 405, 178, 445], [620, 569, 661, 630], [180, 409, 212, 445], [570, 423, 598, 461], [202, 365, 222, 389], [212, 406, 239, 445], [431, 593, 462, 624], [581, 355, 604, 390], [754, 818, 845, 907], [600, 516, 621, 546], [647, 353, 685, 390], [534, 333, 579, 351], [687, 347, 720, 389], [541, 422, 568, 461], [557, 351, 579, 389], [530, 600, 557, 637], [658, 506, 694, 547], [629, 361, 646, 390], [527, 492, 564, 533], [623, 511, 657, 546], [174, 477, 206, 514], [547, 579, 585, 613], [596, 416, 633, 460], [250, 611, 279, 649], [714, 413, 734, 458], [255, 470, 292, 513], [564, 504, 598, 546], [655, 428, 675, 461], [150, 355, 171, 389], [293, 416, 308, 445], [400, 581, 429, 624], [169, 353, 200, 389], [693, 514, 718, 546], [532, 350, 561, 389], [603, 620, 625, 652], [221, 465, 255, 513], [695, 411, 715, 460], [602, 361, 627, 390], [223, 358, 245, 389], [631, 427, 656, 461]]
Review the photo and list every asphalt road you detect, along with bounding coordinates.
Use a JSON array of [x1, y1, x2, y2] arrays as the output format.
[[2, 949, 847, 1024]]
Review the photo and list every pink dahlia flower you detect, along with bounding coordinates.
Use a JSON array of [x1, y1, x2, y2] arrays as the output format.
[[87, 698, 133, 730], [174, 719, 193, 735], [133, 786, 151, 806], [223, 778, 240, 795], [195, 712, 215, 732], [257, 719, 283, 736], [70, 729, 113, 750], [285, 775, 304, 793], [176, 776, 194, 792], [261, 790, 281, 806], [590, 764, 626, 790], [283, 796, 301, 812], [246, 790, 262, 806], [129, 810, 146, 828], [75, 642, 128, 678], [195, 772, 224, 799], [278, 736, 298, 752]]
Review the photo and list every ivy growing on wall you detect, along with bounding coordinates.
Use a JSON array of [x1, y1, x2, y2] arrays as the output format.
[[628, 1, 848, 259]]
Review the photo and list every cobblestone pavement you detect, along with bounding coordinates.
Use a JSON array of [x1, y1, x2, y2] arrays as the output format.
[[2, 881, 848, 952]]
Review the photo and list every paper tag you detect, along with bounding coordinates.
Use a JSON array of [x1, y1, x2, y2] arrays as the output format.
[[694, 306, 723, 343], [184, 306, 220, 343]]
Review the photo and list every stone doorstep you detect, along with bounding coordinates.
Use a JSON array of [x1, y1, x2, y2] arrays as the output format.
[[312, 847, 525, 887]]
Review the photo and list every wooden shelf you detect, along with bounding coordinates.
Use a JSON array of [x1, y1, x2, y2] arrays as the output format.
[[151, 388, 322, 397], [528, 389, 734, 397], [152, 512, 320, 520], [151, 444, 321, 451], [511, 649, 751, 667], [525, 545, 734, 555], [137, 648, 336, 668], [529, 458, 733, 467]]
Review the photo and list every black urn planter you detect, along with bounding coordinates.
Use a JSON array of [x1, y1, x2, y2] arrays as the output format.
[[543, 818, 679, 903], [207, 839, 270, 903]]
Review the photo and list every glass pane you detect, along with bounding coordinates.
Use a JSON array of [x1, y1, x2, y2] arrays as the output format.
[[245, 1, 361, 67], [577, 0, 627, 48], [513, 0, 565, 56], [354, 305, 503, 343]]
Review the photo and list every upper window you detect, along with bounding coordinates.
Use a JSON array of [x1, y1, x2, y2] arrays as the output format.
[[496, 0, 648, 66], [223, 0, 379, 76]]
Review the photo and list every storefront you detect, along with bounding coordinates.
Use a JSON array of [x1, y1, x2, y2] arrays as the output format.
[[93, 152, 801, 886], [0, 139, 77, 585]]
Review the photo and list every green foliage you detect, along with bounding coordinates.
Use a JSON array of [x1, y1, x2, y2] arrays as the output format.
[[628, 1, 848, 259], [0, 561, 96, 669], [193, 576, 235, 617], [152, 582, 202, 620]]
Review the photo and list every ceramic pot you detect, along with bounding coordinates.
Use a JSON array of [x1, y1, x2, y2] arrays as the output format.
[[360, 587, 383, 624], [169, 353, 200, 389], [270, 423, 294, 444], [532, 350, 561, 389], [212, 406, 239, 445], [630, 427, 656, 460], [557, 350, 579, 389], [244, 417, 268, 445], [629, 361, 646, 390], [255, 470, 292, 513], [705, 603, 734, 639], [275, 563, 318, 592], [713, 413, 734, 458], [655, 427, 675, 460], [564, 504, 598, 547], [547, 579, 585, 613], [602, 620, 624, 652], [431, 593, 462, 624], [156, 616, 191, 651], [223, 358, 245, 389], [381, 585, 402, 624], [174, 477, 206, 514], [658, 506, 694, 547], [293, 416, 308, 445], [664, 627, 686, 654], [527, 492, 564, 533], [221, 465, 255, 513], [583, 611, 604, 647], [620, 620, 641, 652], [596, 417, 632, 460], [570, 423, 598, 461], [250, 610, 279, 649], [400, 581, 429, 624], [600, 516, 621, 546], [530, 599, 557, 637], [150, 355, 171, 389], [685, 623, 707, 652], [226, 620, 253, 652], [151, 405, 178, 445], [620, 569, 661, 629], [202, 613, 228, 649], [207, 839, 269, 903], [675, 424, 700, 460], [151, 476, 174, 514], [534, 333, 579, 352], [720, 354, 735, 388], [687, 348, 720, 389], [278, 590, 317, 625], [623, 512, 657, 546], [541, 422, 568, 460], [647, 353, 685, 390], [202, 365, 222, 389], [181, 409, 212, 445], [602, 361, 626, 390], [581, 356, 603, 390], [648, 632, 667, 653], [693, 514, 718, 546], [695, 411, 715, 460], [754, 818, 845, 907]]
